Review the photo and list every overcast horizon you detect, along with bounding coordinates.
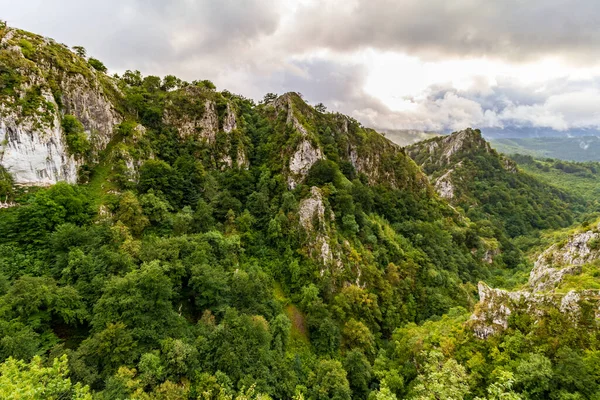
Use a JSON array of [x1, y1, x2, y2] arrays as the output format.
[[3, 0, 600, 135]]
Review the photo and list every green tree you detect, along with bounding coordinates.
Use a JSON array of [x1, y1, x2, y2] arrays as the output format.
[[410, 350, 470, 400], [72, 45, 87, 58], [0, 355, 92, 399], [513, 353, 552, 399], [90, 261, 181, 347], [343, 350, 372, 399], [306, 359, 352, 400], [61, 115, 90, 156], [115, 192, 149, 236], [475, 371, 523, 400]]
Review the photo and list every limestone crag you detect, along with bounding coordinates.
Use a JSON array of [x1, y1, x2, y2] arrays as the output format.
[[223, 103, 237, 133], [0, 104, 78, 185], [471, 223, 600, 338], [298, 186, 336, 268], [288, 139, 324, 189], [60, 73, 121, 151], [0, 27, 121, 185], [434, 168, 456, 200], [530, 224, 600, 291]]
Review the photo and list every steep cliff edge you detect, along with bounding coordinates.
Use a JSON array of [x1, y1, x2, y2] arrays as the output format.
[[0, 26, 121, 185]]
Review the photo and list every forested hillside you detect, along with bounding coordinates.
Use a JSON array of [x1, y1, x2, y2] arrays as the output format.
[[2, 24, 600, 400]]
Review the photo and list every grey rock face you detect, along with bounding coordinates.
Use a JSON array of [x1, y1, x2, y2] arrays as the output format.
[[0, 28, 121, 185], [288, 140, 324, 189], [530, 225, 600, 291], [471, 224, 600, 338], [298, 186, 336, 268], [0, 104, 78, 185]]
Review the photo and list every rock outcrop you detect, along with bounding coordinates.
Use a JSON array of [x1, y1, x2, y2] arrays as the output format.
[[297, 186, 347, 276], [288, 139, 324, 189], [0, 27, 121, 185], [530, 224, 600, 291], [298, 186, 334, 266], [0, 104, 77, 184], [273, 93, 325, 189], [407, 129, 496, 199], [471, 223, 600, 338]]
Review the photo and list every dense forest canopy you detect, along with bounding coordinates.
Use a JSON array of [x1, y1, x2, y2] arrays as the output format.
[[1, 24, 600, 400]]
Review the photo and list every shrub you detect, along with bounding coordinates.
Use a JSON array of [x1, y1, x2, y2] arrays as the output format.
[[61, 115, 90, 156], [88, 58, 107, 73], [18, 39, 35, 59]]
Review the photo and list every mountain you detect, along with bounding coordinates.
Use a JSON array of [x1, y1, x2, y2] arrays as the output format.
[[0, 24, 493, 399], [510, 154, 600, 205], [490, 136, 600, 162], [406, 128, 583, 238], [2, 24, 600, 400], [481, 126, 600, 139]]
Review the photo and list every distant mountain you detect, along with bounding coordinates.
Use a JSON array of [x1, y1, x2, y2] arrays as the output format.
[[481, 126, 600, 139], [406, 129, 581, 236], [490, 136, 600, 162]]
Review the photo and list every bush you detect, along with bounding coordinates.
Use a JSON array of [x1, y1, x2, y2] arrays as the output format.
[[61, 115, 90, 156], [88, 58, 107, 73], [18, 39, 35, 59], [307, 159, 340, 187]]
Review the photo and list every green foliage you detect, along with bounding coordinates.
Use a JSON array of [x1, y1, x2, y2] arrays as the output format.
[[0, 166, 14, 199], [3, 32, 600, 399], [0, 355, 92, 399], [72, 45, 87, 58], [88, 57, 107, 73], [306, 359, 352, 400], [409, 350, 470, 400], [18, 38, 35, 59], [62, 115, 90, 156]]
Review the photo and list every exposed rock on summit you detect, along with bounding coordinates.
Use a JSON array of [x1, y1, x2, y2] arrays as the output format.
[[0, 27, 121, 185]]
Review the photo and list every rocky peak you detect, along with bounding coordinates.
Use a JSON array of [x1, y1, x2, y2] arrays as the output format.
[[273, 92, 310, 137], [407, 128, 491, 168], [439, 128, 491, 160], [0, 27, 121, 185], [271, 93, 324, 188]]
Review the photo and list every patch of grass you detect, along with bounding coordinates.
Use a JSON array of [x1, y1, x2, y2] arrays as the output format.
[[273, 282, 310, 345]]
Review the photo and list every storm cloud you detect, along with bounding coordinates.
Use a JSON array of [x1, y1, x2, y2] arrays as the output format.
[[3, 0, 600, 134]]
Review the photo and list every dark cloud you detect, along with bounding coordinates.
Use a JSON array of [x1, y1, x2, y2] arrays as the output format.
[[288, 0, 600, 63], [0, 0, 283, 73]]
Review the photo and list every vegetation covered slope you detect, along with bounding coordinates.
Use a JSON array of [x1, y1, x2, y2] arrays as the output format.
[[406, 129, 589, 287], [407, 129, 583, 238], [0, 25, 508, 400], [2, 24, 600, 400], [510, 154, 600, 206]]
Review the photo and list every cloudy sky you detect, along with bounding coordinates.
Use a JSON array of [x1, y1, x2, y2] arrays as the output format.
[[3, 0, 600, 134]]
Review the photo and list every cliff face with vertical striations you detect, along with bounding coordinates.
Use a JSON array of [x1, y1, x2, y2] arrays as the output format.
[[0, 27, 121, 185]]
